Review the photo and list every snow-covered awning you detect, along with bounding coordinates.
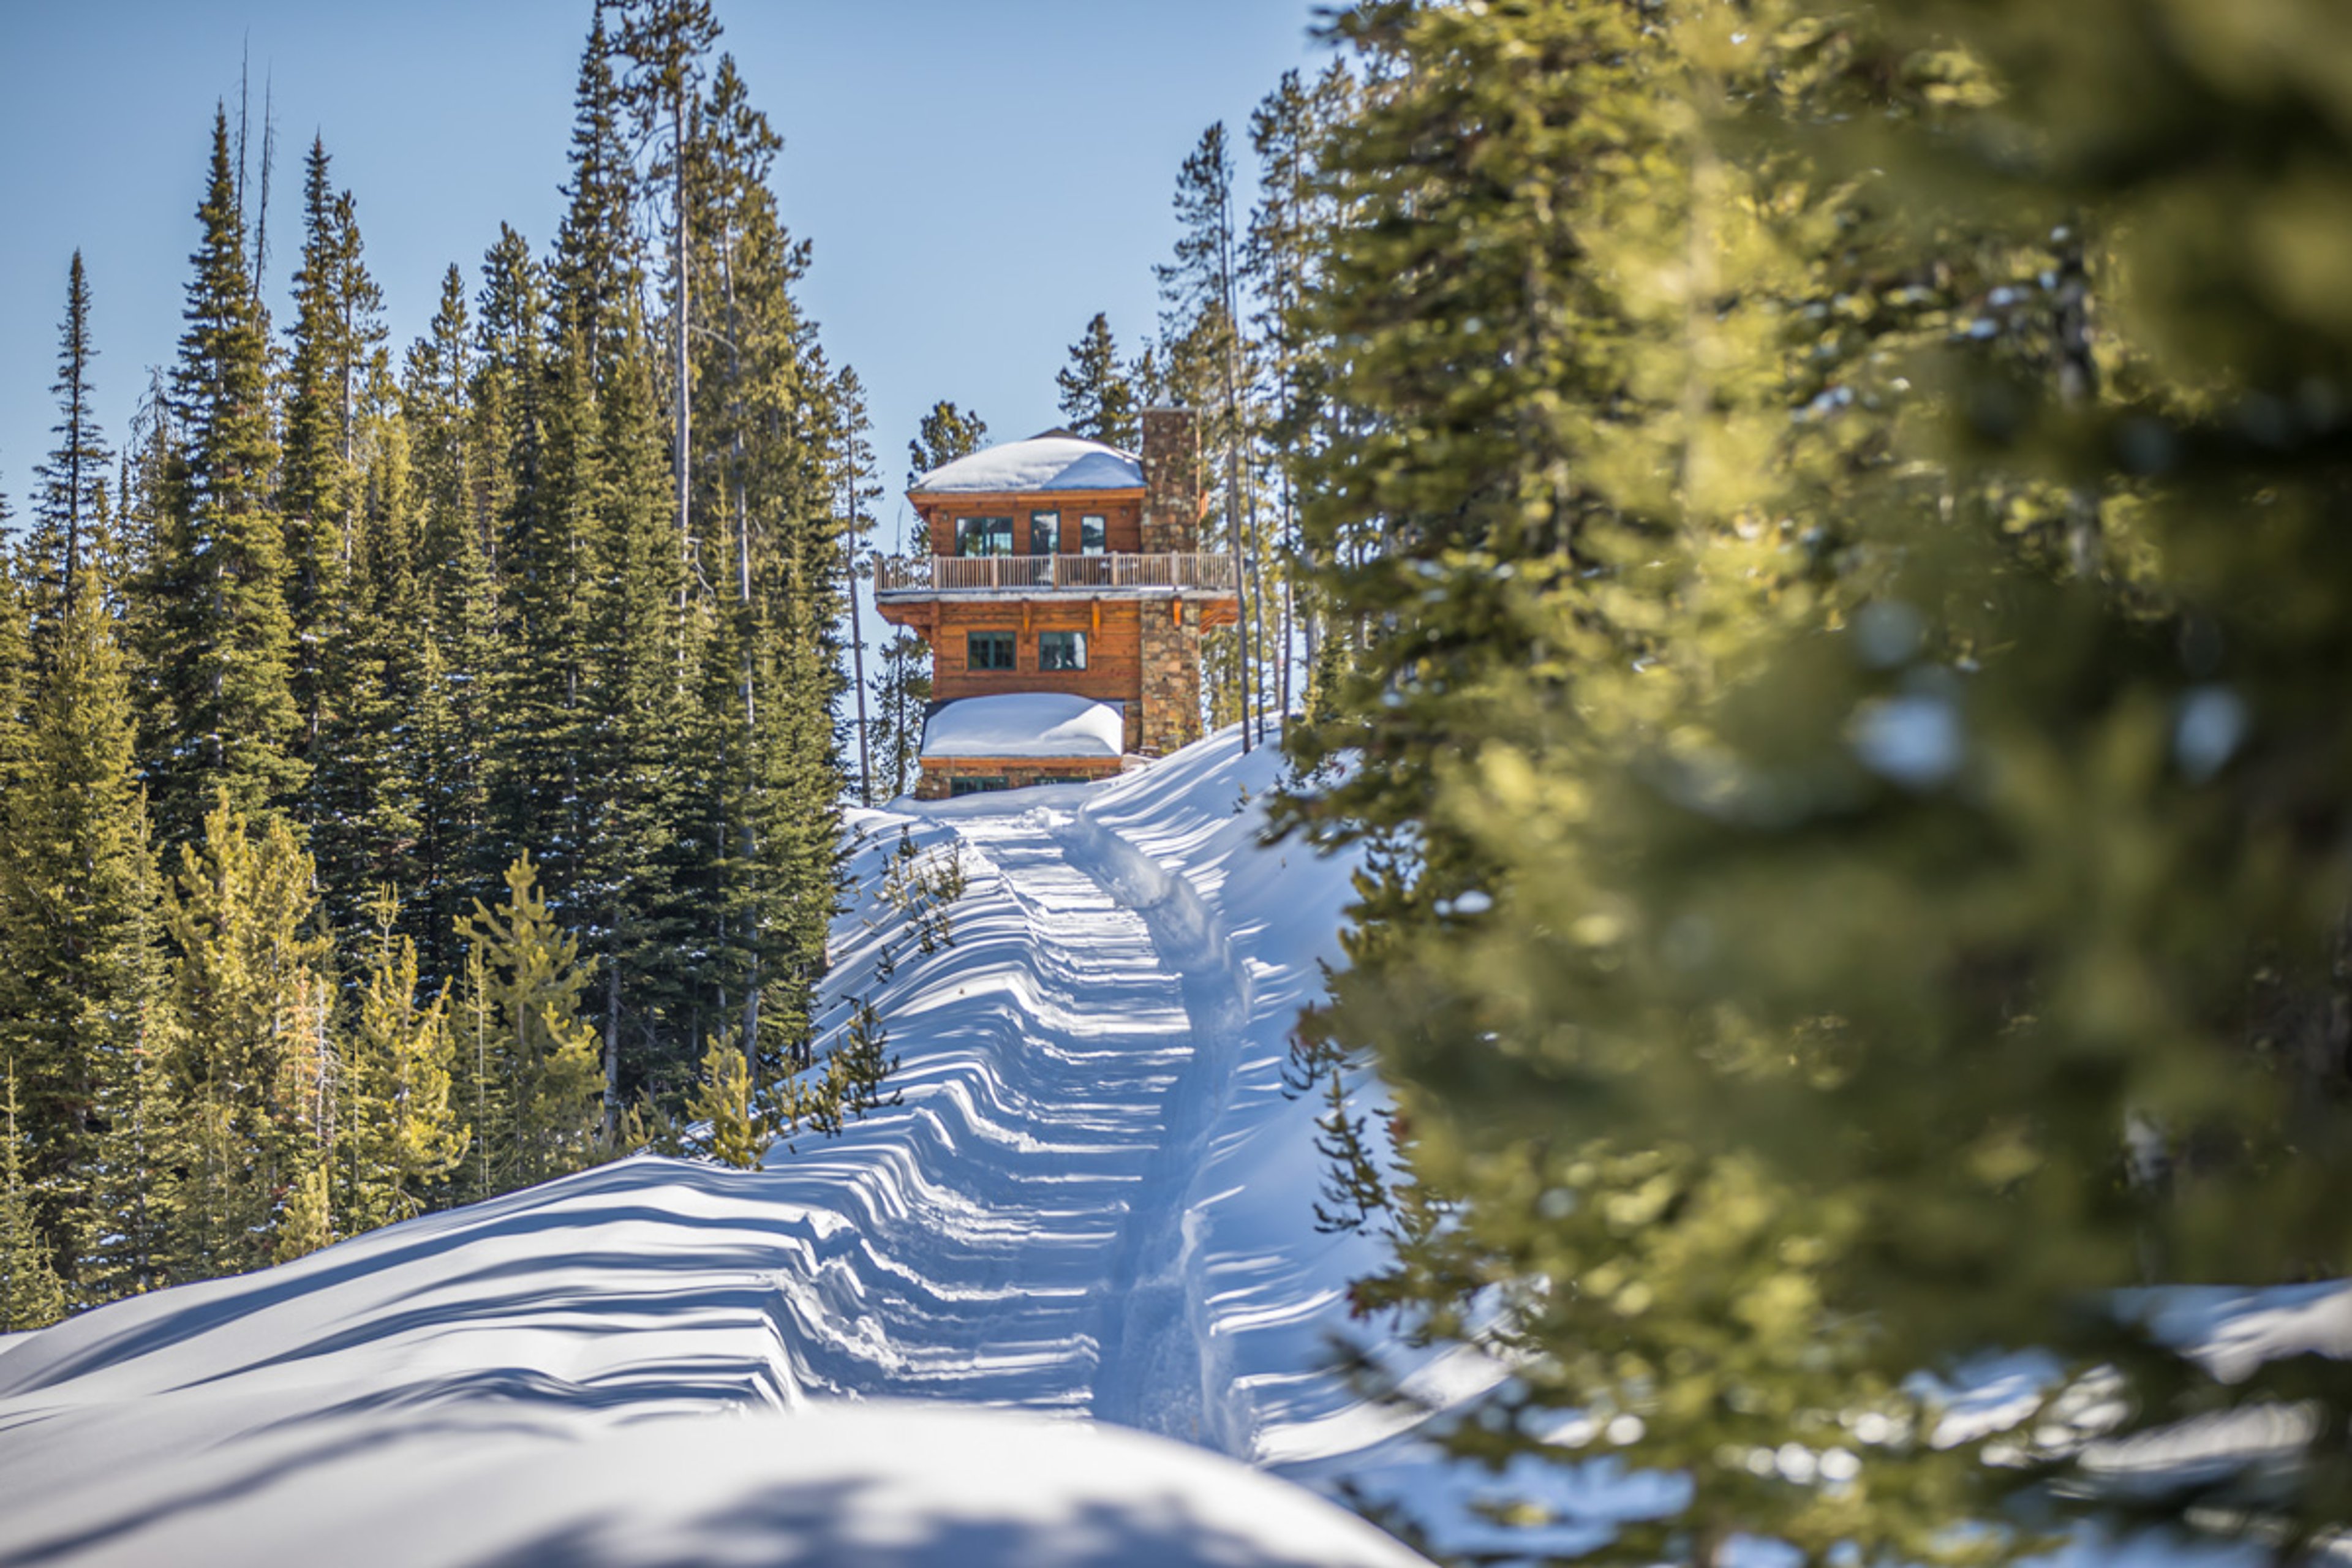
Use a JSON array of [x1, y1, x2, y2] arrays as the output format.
[[920, 694, 1126, 761], [910, 431, 1143, 497]]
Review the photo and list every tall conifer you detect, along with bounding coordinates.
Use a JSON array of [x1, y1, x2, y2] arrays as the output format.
[[147, 110, 301, 841], [1055, 314, 1140, 449]]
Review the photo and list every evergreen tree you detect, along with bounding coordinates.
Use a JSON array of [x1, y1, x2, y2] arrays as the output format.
[[1285, 0, 2352, 1559], [341, 889, 466, 1231], [455, 853, 601, 1194], [611, 0, 722, 630], [687, 1035, 763, 1169], [831, 365, 882, 805], [307, 366, 431, 943], [279, 135, 385, 782], [0, 1063, 68, 1333], [403, 264, 497, 976], [0, 478, 157, 1297], [143, 108, 301, 842], [1157, 123, 1260, 746], [156, 795, 332, 1280], [1055, 313, 1140, 449], [870, 631, 932, 802], [28, 251, 111, 636], [906, 401, 986, 489]]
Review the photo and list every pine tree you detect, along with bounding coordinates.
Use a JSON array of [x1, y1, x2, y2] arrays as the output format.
[[0, 1063, 68, 1333], [831, 365, 883, 805], [0, 481, 158, 1299], [280, 135, 385, 782], [611, 0, 722, 637], [28, 251, 112, 638], [1286, 0, 2352, 1559], [1055, 313, 1140, 449], [906, 401, 986, 489], [870, 631, 932, 801], [156, 795, 332, 1280], [1246, 66, 1355, 732], [143, 108, 302, 843], [687, 1035, 763, 1169], [1158, 123, 1259, 748], [341, 889, 466, 1231], [403, 264, 497, 976], [455, 853, 601, 1193]]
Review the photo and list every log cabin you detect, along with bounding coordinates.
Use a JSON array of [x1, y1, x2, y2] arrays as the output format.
[[874, 409, 1238, 798]]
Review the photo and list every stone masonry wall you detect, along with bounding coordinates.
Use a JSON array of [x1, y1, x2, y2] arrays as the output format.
[[1137, 603, 1202, 756], [1140, 407, 1200, 553], [1139, 407, 1204, 753]]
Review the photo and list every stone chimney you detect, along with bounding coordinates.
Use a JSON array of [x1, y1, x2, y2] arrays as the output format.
[[1136, 408, 1204, 756], [1139, 407, 1200, 553]]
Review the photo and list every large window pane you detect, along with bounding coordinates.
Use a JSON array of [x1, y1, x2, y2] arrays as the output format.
[[956, 516, 1014, 557], [1079, 514, 1107, 556], [1029, 510, 1061, 554], [967, 631, 1016, 671], [1039, 631, 1087, 672]]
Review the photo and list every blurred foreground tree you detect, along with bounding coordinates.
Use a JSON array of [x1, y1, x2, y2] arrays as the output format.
[[1283, 0, 2352, 1561]]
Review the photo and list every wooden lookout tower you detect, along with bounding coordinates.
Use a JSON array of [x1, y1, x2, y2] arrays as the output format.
[[874, 409, 1238, 799]]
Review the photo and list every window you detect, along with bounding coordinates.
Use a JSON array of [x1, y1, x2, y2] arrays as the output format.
[[1029, 510, 1061, 554], [967, 631, 1017, 671], [949, 775, 1010, 797], [1038, 631, 1088, 672], [1079, 514, 1107, 555], [956, 515, 1014, 557]]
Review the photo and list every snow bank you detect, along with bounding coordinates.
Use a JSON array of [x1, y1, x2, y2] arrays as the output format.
[[0, 1396, 1428, 1567], [922, 693, 1126, 760], [0, 726, 1449, 1566], [911, 434, 1143, 496]]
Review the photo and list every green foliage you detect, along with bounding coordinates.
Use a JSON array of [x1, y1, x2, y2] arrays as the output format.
[[880, 826, 965, 957], [140, 108, 303, 841], [0, 1063, 67, 1333], [1283, 0, 2352, 1561], [456, 853, 603, 1194], [906, 399, 987, 489], [775, 996, 899, 1149], [156, 795, 333, 1280], [342, 889, 467, 1231], [687, 1035, 766, 1170], [1055, 313, 1140, 449], [870, 632, 932, 803]]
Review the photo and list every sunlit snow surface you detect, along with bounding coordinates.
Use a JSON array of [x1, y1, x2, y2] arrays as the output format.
[[919, 692, 1126, 759], [2, 728, 2343, 1566], [0, 731, 1460, 1566]]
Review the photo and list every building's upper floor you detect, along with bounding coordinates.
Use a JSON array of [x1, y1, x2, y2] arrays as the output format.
[[875, 417, 1237, 606]]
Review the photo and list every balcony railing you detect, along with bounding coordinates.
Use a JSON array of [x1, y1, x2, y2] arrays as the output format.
[[874, 552, 1239, 597]]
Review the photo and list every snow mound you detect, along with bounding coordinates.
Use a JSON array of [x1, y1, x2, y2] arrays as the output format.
[[0, 1396, 1427, 1567], [911, 434, 1143, 496], [922, 693, 1127, 760]]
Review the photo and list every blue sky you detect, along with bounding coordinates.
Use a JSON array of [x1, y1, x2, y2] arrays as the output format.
[[0, 0, 1334, 548]]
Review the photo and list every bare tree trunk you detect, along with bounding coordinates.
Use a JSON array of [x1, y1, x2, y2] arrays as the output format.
[[850, 550, 873, 805], [674, 92, 694, 668]]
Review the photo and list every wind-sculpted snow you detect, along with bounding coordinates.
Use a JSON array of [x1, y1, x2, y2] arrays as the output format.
[[0, 729, 1450, 1566]]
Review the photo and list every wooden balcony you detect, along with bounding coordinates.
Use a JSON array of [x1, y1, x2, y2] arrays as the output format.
[[873, 552, 1240, 600]]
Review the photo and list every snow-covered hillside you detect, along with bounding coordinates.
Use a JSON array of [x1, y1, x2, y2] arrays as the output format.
[[0, 731, 1467, 1566]]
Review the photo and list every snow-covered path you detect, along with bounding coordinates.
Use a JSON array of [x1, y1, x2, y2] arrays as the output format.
[[0, 735, 1453, 1567], [763, 802, 1213, 1419]]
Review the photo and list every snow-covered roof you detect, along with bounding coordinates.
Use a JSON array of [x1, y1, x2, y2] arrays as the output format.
[[921, 693, 1126, 761], [910, 431, 1143, 497]]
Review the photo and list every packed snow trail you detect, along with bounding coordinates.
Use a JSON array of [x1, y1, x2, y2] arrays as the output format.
[[0, 732, 1469, 1566]]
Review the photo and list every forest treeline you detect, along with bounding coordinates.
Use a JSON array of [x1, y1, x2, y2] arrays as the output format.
[[1269, 0, 2352, 1562], [0, 4, 869, 1318]]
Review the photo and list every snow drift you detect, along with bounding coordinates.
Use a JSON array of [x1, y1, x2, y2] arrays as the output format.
[[0, 729, 1458, 1565]]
